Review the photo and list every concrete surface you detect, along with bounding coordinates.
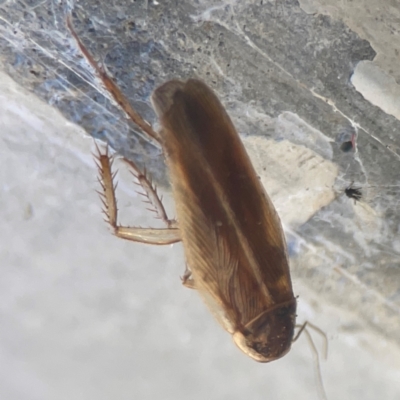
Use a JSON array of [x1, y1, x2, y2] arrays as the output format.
[[1, 0, 400, 399]]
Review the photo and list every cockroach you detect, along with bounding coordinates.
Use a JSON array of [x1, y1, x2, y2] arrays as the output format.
[[67, 15, 326, 390]]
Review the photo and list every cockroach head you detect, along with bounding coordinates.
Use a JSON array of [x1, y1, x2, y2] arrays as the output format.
[[232, 300, 296, 362]]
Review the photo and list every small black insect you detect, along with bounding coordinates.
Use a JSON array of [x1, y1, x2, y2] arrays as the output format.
[[345, 184, 363, 203]]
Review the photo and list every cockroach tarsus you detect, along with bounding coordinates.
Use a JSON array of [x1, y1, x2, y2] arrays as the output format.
[[67, 13, 327, 399]]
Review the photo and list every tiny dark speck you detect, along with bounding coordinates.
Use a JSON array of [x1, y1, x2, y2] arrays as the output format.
[[340, 140, 354, 152], [345, 185, 362, 203]]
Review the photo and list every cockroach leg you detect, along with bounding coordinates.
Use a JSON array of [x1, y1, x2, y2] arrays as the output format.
[[122, 158, 178, 229], [67, 15, 161, 146], [68, 14, 179, 243], [94, 143, 181, 245], [181, 265, 196, 289]]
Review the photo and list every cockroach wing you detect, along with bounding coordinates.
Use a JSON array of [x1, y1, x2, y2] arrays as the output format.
[[152, 79, 296, 362]]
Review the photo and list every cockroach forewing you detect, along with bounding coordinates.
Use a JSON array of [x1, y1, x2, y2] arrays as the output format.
[[151, 79, 296, 362]]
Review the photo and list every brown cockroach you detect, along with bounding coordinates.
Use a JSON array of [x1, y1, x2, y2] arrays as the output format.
[[67, 15, 326, 381]]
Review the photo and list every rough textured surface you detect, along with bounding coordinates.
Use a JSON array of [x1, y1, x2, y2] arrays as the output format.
[[1, 0, 400, 399], [351, 60, 400, 120]]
